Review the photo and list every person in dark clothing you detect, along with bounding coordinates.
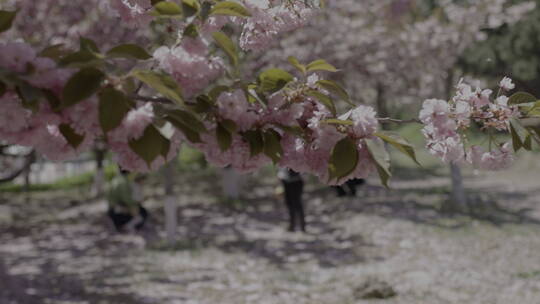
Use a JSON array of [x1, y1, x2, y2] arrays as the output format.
[[278, 168, 306, 232], [108, 205, 148, 231], [333, 178, 365, 197], [107, 169, 148, 232]]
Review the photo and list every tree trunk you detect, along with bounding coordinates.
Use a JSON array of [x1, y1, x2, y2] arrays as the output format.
[[162, 161, 177, 244], [92, 149, 105, 197], [22, 151, 35, 192], [444, 69, 467, 212], [448, 162, 467, 212], [221, 166, 242, 199]]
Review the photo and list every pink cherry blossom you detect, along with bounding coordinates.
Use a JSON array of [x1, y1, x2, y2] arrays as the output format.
[[499, 76, 515, 91], [424, 133, 465, 164], [217, 90, 259, 131], [349, 105, 379, 138], [195, 132, 270, 173], [109, 103, 155, 143], [468, 143, 514, 170], [108, 0, 153, 28], [153, 45, 224, 97]]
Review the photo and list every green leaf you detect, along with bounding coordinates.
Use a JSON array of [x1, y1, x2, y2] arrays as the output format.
[[192, 94, 214, 113], [0, 81, 5, 97], [59, 123, 85, 149], [166, 116, 201, 143], [183, 23, 199, 38], [221, 119, 237, 134], [132, 70, 184, 105], [508, 92, 537, 105], [306, 59, 338, 73], [62, 67, 104, 108], [524, 134, 532, 151], [216, 122, 233, 151], [258, 68, 294, 93], [165, 109, 207, 133], [153, 1, 183, 15], [98, 87, 132, 134], [39, 44, 70, 61], [182, 0, 200, 16], [15, 81, 42, 112], [212, 31, 238, 67], [80, 37, 100, 53], [245, 85, 268, 106], [366, 139, 391, 188], [42, 89, 61, 110], [316, 80, 351, 102], [107, 44, 152, 60], [208, 85, 230, 101], [277, 124, 305, 138], [525, 100, 540, 117], [210, 1, 251, 17], [160, 137, 171, 158], [243, 129, 264, 157], [287, 56, 306, 74], [200, 1, 212, 21], [510, 118, 529, 152], [328, 137, 358, 181], [263, 129, 282, 164], [0, 10, 17, 33], [59, 50, 102, 67], [527, 125, 540, 146], [306, 90, 336, 115], [129, 125, 167, 166], [374, 131, 420, 165]]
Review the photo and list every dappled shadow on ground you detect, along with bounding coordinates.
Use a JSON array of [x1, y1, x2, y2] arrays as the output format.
[[1, 171, 540, 303], [152, 192, 378, 268], [0, 259, 146, 304], [340, 182, 540, 229], [0, 176, 381, 303]]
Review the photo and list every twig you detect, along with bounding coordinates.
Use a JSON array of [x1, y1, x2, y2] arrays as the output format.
[[377, 117, 422, 124]]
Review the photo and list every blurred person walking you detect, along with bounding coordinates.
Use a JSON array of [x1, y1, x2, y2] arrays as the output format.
[[107, 169, 148, 233], [278, 168, 306, 232]]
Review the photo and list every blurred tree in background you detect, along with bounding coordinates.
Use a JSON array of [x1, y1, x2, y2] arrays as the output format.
[[462, 0, 540, 95]]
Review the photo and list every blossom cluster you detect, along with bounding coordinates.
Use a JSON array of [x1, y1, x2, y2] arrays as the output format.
[[0, 42, 180, 171], [239, 1, 315, 52], [0, 1, 319, 173], [1, 0, 531, 186], [194, 74, 380, 184], [110, 0, 316, 50], [419, 77, 518, 170]]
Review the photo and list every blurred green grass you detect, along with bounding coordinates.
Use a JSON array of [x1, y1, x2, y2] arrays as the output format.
[[0, 165, 118, 193]]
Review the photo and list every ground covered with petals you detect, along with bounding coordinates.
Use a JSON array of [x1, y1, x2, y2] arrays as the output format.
[[1, 155, 540, 303]]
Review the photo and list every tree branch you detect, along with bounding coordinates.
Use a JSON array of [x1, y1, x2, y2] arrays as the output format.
[[377, 117, 422, 124]]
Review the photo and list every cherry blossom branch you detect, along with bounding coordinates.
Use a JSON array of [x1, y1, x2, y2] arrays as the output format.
[[377, 117, 422, 124]]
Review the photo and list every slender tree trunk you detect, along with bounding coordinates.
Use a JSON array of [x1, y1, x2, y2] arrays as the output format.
[[162, 160, 177, 244], [449, 163, 467, 210], [221, 166, 242, 199], [93, 149, 105, 197], [22, 151, 35, 192], [445, 69, 467, 211]]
